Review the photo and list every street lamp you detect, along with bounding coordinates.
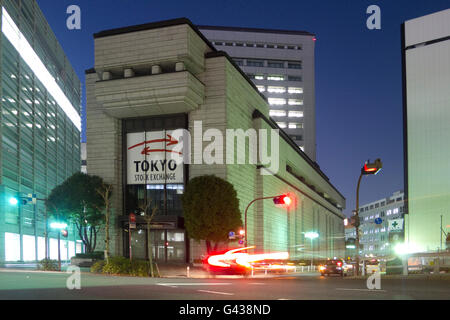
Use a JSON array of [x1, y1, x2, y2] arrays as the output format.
[[244, 194, 293, 247], [304, 231, 319, 269], [50, 221, 68, 271], [354, 158, 382, 276]]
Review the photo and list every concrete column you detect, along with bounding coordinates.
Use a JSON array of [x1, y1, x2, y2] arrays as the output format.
[[151, 65, 162, 74], [124, 68, 135, 78], [175, 62, 185, 72], [102, 71, 112, 81]]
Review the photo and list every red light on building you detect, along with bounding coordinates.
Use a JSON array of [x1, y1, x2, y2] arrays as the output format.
[[273, 194, 293, 207]]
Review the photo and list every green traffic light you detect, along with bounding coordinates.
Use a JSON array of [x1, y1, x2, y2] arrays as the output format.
[[9, 197, 18, 205]]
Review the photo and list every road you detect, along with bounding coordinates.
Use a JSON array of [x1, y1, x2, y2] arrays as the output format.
[[0, 270, 449, 300]]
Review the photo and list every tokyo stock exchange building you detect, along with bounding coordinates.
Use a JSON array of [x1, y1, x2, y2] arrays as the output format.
[[86, 18, 346, 263]]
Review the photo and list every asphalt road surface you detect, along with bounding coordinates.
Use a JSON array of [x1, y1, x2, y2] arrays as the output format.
[[0, 270, 449, 300]]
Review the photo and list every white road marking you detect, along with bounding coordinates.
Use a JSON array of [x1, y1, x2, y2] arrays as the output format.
[[336, 288, 386, 292], [157, 282, 232, 286], [249, 283, 266, 285], [197, 290, 234, 296]]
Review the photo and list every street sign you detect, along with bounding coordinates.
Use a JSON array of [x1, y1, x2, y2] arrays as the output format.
[[228, 231, 236, 240], [129, 222, 136, 229], [374, 217, 383, 225], [27, 193, 37, 204]]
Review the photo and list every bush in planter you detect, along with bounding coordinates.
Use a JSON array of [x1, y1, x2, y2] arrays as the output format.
[[103, 256, 131, 275], [75, 251, 104, 260], [38, 258, 59, 271], [130, 260, 151, 277], [91, 260, 106, 273]]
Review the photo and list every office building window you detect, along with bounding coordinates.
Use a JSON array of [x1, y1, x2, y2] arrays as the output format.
[[268, 98, 286, 105], [287, 45, 295, 50], [288, 75, 302, 82], [267, 86, 286, 93], [245, 43, 254, 47], [288, 87, 303, 94], [267, 60, 284, 68], [225, 42, 233, 46], [288, 99, 303, 106], [247, 59, 264, 67], [266, 44, 275, 48], [235, 42, 244, 47], [256, 43, 264, 48], [292, 135, 303, 141], [288, 123, 303, 129], [269, 110, 286, 117], [267, 75, 284, 81], [256, 85, 265, 92], [234, 59, 243, 66], [288, 111, 303, 118], [288, 62, 302, 69], [276, 122, 287, 128], [255, 74, 265, 80]]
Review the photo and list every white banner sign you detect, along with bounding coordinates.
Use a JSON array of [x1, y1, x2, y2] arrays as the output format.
[[388, 218, 404, 232], [127, 130, 184, 185]]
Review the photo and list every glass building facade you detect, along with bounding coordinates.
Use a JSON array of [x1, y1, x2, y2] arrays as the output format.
[[0, 0, 82, 264]]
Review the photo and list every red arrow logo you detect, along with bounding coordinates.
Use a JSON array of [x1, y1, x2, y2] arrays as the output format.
[[128, 134, 179, 150]]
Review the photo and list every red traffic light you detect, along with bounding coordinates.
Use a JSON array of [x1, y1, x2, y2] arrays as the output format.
[[61, 229, 68, 238], [273, 194, 293, 206], [362, 159, 382, 175]]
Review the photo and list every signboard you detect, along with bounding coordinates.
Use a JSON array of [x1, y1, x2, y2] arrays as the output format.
[[129, 213, 136, 229], [374, 217, 383, 225], [127, 130, 184, 185], [228, 231, 236, 240], [388, 218, 404, 232]]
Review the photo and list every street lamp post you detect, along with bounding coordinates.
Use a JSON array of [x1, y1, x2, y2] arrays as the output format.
[[304, 231, 319, 269], [354, 159, 382, 276], [244, 194, 292, 247], [50, 222, 68, 271]]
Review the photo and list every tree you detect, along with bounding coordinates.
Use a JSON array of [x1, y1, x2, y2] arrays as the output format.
[[138, 200, 158, 277], [96, 183, 113, 262], [181, 175, 242, 254], [47, 172, 106, 253]]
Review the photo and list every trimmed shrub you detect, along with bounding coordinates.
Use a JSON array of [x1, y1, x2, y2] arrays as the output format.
[[91, 260, 106, 273], [103, 256, 131, 275], [75, 251, 104, 260], [38, 258, 59, 271], [99, 256, 159, 277]]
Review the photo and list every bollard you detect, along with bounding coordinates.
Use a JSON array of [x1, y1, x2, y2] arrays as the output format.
[[187, 266, 190, 278]]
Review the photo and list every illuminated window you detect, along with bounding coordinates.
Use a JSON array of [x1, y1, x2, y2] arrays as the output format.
[[268, 98, 286, 105], [288, 111, 303, 117], [267, 75, 284, 81], [288, 87, 303, 94], [38, 237, 46, 260], [5, 232, 20, 261], [270, 110, 286, 117], [393, 208, 399, 214], [276, 122, 287, 128], [267, 86, 286, 93], [289, 123, 303, 129], [256, 85, 265, 92], [23, 235, 36, 261], [288, 99, 303, 106], [255, 74, 265, 80]]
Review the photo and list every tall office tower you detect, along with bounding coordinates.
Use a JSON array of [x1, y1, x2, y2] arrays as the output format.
[[0, 0, 82, 264], [199, 26, 316, 161], [402, 9, 450, 253]]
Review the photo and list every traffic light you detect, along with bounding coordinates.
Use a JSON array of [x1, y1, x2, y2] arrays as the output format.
[[273, 194, 292, 206], [239, 229, 245, 236], [61, 229, 68, 238], [361, 158, 382, 175]]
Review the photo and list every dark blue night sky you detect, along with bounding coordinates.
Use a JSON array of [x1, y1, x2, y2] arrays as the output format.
[[36, 0, 450, 216]]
